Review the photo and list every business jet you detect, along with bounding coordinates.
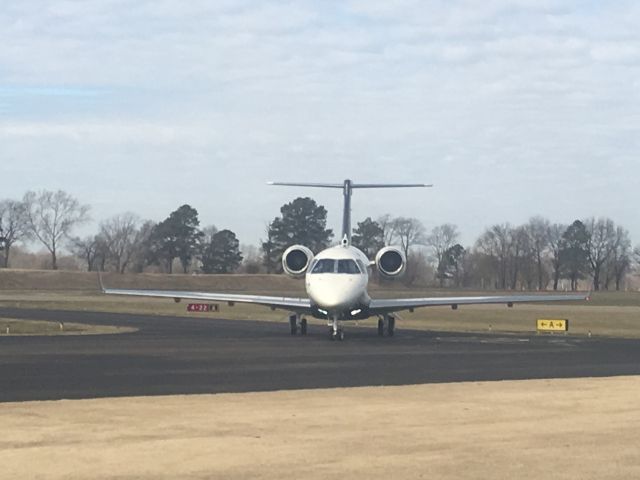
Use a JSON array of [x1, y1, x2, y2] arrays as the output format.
[[101, 180, 587, 340]]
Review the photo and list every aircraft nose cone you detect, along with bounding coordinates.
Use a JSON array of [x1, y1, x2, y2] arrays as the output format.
[[318, 292, 353, 309], [307, 276, 361, 311]]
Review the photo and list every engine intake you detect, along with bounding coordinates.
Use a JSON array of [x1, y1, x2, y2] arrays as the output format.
[[375, 246, 406, 277], [282, 245, 314, 277]]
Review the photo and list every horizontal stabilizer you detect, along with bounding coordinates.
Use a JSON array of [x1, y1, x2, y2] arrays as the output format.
[[268, 181, 431, 189], [269, 178, 430, 244]]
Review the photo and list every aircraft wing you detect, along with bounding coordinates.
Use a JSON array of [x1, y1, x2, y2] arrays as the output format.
[[101, 287, 313, 312], [368, 293, 588, 314]]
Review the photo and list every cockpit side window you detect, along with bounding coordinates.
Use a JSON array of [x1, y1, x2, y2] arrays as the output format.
[[311, 259, 336, 274], [337, 259, 361, 274], [356, 259, 367, 274]]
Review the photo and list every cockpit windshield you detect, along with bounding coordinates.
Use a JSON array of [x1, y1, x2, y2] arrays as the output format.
[[310, 258, 361, 274], [311, 259, 335, 274], [337, 259, 361, 274]]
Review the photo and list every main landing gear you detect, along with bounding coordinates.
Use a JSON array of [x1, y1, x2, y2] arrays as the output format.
[[289, 313, 395, 341], [377, 314, 396, 337], [289, 313, 308, 336]]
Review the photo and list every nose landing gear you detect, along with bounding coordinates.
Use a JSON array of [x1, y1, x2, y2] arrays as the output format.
[[328, 315, 345, 341]]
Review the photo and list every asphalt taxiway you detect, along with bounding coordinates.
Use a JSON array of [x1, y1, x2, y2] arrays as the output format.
[[1, 307, 640, 402]]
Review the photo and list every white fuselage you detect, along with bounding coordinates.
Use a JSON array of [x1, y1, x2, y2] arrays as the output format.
[[304, 245, 371, 318]]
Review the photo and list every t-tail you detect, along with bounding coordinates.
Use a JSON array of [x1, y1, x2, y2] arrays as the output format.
[[267, 179, 431, 245]]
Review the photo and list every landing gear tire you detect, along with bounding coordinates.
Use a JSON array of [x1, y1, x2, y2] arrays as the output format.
[[387, 316, 395, 337], [377, 318, 384, 336], [289, 317, 298, 335], [329, 329, 345, 341], [300, 318, 308, 336]]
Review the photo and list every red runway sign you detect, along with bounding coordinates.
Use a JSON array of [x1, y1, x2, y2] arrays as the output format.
[[187, 303, 219, 312]]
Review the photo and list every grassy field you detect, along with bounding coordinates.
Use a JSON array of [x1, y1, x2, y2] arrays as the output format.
[[0, 317, 135, 336], [1, 269, 639, 338]]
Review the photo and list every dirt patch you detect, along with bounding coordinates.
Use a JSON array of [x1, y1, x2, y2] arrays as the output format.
[[1, 377, 639, 479]]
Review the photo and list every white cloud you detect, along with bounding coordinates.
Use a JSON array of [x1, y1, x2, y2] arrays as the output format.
[[1, 0, 640, 246], [590, 42, 640, 64]]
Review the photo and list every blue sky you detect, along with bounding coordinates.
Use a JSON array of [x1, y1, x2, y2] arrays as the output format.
[[1, 0, 639, 248]]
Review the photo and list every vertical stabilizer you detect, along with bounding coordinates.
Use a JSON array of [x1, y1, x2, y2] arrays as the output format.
[[342, 179, 352, 245]]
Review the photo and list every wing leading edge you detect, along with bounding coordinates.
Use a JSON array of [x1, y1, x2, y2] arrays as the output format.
[[101, 288, 312, 312], [368, 293, 588, 314], [100, 276, 586, 317]]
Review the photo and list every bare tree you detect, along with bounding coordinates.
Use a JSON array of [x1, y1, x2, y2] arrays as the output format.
[[547, 223, 567, 291], [584, 217, 616, 291], [70, 235, 102, 272], [426, 223, 459, 287], [391, 217, 426, 260], [129, 220, 155, 273], [376, 214, 397, 246], [23, 190, 90, 270], [100, 213, 142, 273], [611, 226, 631, 291], [512, 225, 535, 290], [476, 223, 513, 289], [0, 199, 31, 268], [525, 216, 550, 290], [461, 249, 490, 289], [402, 250, 433, 287]]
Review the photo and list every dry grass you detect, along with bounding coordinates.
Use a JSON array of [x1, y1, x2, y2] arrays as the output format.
[[0, 269, 307, 293], [0, 317, 136, 336], [1, 377, 639, 480], [1, 289, 639, 338], [1, 269, 639, 337]]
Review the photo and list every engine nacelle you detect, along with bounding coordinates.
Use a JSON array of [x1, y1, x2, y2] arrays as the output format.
[[375, 246, 406, 278], [282, 245, 314, 277]]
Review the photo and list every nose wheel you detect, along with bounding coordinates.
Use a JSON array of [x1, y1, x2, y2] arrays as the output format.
[[329, 328, 345, 341]]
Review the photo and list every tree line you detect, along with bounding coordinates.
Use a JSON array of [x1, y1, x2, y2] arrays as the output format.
[[349, 215, 637, 292], [0, 191, 242, 274], [1, 190, 639, 291]]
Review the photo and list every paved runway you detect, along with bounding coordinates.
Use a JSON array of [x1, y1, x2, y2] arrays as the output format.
[[1, 307, 640, 402]]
